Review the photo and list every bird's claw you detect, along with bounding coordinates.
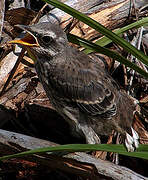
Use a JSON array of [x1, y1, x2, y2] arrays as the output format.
[[125, 127, 139, 152]]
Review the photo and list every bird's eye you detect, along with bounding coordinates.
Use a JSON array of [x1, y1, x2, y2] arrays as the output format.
[[41, 36, 53, 44]]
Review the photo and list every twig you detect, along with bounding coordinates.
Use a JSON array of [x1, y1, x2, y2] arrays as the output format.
[[0, 48, 26, 97], [127, 27, 144, 95]]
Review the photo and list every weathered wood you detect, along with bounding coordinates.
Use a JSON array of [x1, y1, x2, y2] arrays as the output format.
[[40, 0, 148, 40], [0, 0, 5, 41], [0, 66, 50, 110], [3, 7, 37, 38], [0, 129, 147, 180]]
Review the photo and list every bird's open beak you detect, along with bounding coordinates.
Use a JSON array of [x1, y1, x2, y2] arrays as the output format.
[[8, 24, 39, 47]]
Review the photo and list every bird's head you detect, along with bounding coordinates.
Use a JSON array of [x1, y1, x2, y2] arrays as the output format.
[[8, 22, 68, 61]]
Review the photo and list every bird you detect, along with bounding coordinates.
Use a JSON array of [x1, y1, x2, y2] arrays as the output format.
[[9, 22, 139, 151]]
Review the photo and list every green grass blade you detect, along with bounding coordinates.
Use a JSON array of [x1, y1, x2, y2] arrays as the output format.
[[83, 17, 148, 54], [0, 144, 148, 161], [43, 0, 148, 66], [67, 33, 148, 78]]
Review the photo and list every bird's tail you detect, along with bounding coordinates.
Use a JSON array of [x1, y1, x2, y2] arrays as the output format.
[[119, 91, 139, 151]]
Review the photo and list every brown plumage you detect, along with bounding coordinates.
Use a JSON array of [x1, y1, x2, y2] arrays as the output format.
[[9, 22, 139, 151]]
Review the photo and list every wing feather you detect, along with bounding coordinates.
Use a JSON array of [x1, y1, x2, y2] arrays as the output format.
[[45, 49, 119, 119]]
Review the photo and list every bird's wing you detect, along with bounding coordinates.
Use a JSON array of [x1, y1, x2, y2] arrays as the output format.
[[49, 49, 119, 118]]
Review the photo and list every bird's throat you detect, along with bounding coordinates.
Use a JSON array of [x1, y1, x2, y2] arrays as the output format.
[[26, 47, 37, 63]]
